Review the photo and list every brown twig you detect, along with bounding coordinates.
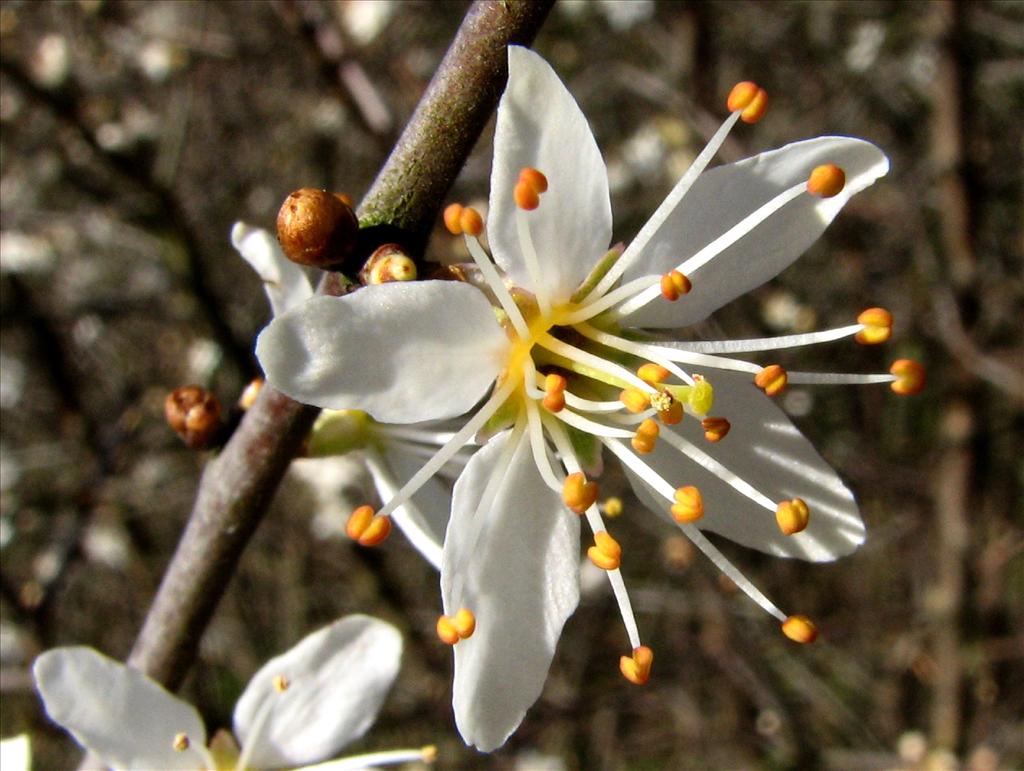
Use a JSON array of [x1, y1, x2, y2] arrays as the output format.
[[124, 0, 554, 692]]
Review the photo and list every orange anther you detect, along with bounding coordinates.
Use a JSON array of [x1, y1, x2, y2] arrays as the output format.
[[601, 497, 623, 518], [345, 505, 391, 546], [671, 485, 704, 523], [701, 416, 731, 442], [514, 180, 540, 210], [755, 364, 787, 396], [775, 497, 810, 535], [443, 203, 465, 235], [740, 88, 768, 123], [637, 363, 671, 385], [587, 530, 622, 571], [619, 645, 653, 685], [542, 373, 567, 412], [660, 270, 692, 301], [631, 418, 660, 454], [855, 307, 893, 345], [727, 81, 760, 112], [563, 472, 599, 514], [272, 674, 290, 692], [782, 615, 818, 644], [889, 359, 925, 395], [453, 608, 476, 639], [436, 615, 460, 645], [518, 167, 548, 194], [658, 400, 684, 425], [459, 207, 484, 237], [807, 164, 846, 198], [238, 378, 263, 410], [619, 388, 650, 414]]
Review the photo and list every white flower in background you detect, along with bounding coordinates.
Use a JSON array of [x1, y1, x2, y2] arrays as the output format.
[[233, 224, 460, 569], [33, 615, 432, 770], [256, 47, 923, 751]]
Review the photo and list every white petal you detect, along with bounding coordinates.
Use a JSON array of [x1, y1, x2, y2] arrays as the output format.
[[628, 370, 864, 561], [232, 222, 316, 316], [255, 281, 509, 422], [622, 137, 889, 328], [488, 46, 612, 303], [33, 647, 209, 771], [234, 615, 402, 768], [441, 430, 580, 752]]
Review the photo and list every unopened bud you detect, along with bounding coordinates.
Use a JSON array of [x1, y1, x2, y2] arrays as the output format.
[[165, 386, 223, 449], [276, 188, 358, 269], [360, 243, 417, 285]]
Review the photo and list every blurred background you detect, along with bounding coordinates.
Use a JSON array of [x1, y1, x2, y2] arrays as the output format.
[[1, 1, 1021, 769]]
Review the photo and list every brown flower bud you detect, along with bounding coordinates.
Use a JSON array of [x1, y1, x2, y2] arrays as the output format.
[[165, 385, 223, 449], [359, 243, 417, 285], [276, 188, 358, 269]]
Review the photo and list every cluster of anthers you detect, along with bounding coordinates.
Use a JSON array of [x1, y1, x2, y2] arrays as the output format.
[[342, 79, 924, 687]]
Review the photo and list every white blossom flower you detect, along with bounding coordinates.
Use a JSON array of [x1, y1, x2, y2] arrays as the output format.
[[256, 47, 923, 751], [33, 615, 432, 770], [233, 224, 458, 569]]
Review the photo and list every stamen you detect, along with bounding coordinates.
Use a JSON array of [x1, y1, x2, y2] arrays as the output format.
[[461, 224, 531, 339], [775, 497, 810, 535], [702, 416, 731, 442], [658, 400, 684, 425], [620, 645, 653, 685], [631, 418, 660, 454], [345, 505, 392, 547], [272, 674, 290, 692], [545, 416, 642, 649], [538, 332, 655, 393], [374, 380, 518, 520], [726, 81, 769, 123], [620, 388, 650, 413], [516, 208, 551, 317], [806, 164, 846, 198], [514, 166, 548, 211], [674, 323, 867, 353], [443, 203, 465, 235], [437, 608, 476, 645], [542, 373, 567, 412], [573, 322, 698, 386], [671, 485, 704, 523], [855, 307, 893, 345], [782, 615, 818, 644], [612, 179, 816, 319], [525, 399, 564, 494], [660, 270, 692, 301], [560, 273, 661, 325], [172, 733, 190, 752], [601, 497, 623, 518], [519, 167, 548, 194], [658, 427, 778, 513], [637, 363, 671, 385], [318, 747, 441, 770], [590, 100, 745, 297], [889, 359, 926, 395], [563, 471, 599, 514], [601, 438, 788, 621], [755, 364, 788, 396], [587, 530, 622, 571], [556, 405, 635, 439]]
